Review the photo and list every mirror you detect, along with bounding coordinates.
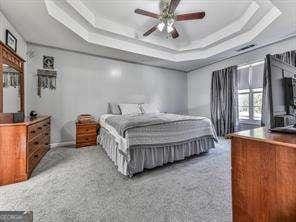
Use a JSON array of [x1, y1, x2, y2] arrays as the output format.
[[2, 64, 21, 113]]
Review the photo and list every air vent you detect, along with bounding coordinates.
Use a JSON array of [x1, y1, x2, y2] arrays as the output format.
[[236, 44, 256, 52]]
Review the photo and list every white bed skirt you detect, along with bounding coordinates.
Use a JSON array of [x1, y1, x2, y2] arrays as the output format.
[[99, 128, 215, 176]]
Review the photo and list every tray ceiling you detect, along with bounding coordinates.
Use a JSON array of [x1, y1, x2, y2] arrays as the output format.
[[0, 0, 295, 71]]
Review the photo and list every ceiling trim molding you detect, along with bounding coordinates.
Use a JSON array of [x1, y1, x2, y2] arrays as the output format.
[[66, 0, 260, 51], [185, 33, 296, 73], [27, 42, 186, 73], [66, 0, 96, 26], [175, 5, 282, 61], [44, 0, 281, 62], [182, 1, 259, 50], [44, 0, 180, 60], [66, 0, 178, 50]]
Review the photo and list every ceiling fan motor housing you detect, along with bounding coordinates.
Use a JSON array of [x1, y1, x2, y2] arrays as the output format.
[[159, 0, 171, 12]]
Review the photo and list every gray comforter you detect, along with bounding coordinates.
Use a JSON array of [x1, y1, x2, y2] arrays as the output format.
[[104, 113, 218, 147]]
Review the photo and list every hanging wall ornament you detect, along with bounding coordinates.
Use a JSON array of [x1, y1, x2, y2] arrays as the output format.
[[37, 69, 57, 97], [37, 55, 57, 97], [43, 56, 54, 69]]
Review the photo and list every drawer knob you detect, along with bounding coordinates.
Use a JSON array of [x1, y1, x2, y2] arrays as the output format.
[[34, 142, 39, 145], [34, 154, 38, 158], [43, 124, 47, 127], [31, 130, 36, 134], [45, 133, 49, 136], [38, 127, 42, 130]]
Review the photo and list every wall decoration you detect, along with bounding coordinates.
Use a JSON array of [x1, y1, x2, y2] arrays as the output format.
[[37, 55, 57, 97], [5, 30, 17, 52], [43, 56, 54, 69], [37, 69, 57, 97]]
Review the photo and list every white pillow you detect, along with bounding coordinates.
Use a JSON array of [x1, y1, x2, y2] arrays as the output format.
[[119, 103, 142, 115], [141, 103, 160, 114]]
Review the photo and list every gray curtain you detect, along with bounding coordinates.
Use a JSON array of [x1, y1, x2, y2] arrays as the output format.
[[261, 50, 296, 127], [210, 66, 238, 136]]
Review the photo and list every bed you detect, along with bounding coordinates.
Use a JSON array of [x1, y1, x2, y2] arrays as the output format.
[[99, 111, 218, 176]]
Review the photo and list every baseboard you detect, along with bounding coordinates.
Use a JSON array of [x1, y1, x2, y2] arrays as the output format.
[[50, 141, 75, 148]]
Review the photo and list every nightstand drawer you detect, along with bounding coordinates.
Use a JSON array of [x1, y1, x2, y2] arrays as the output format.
[[76, 134, 97, 147], [76, 124, 97, 135]]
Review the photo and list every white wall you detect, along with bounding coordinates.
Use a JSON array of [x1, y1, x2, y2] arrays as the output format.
[[0, 11, 27, 58], [188, 37, 296, 119], [27, 44, 187, 144]]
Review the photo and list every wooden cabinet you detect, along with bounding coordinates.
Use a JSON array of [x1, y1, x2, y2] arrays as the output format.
[[0, 116, 51, 186], [76, 122, 99, 148], [229, 128, 296, 222]]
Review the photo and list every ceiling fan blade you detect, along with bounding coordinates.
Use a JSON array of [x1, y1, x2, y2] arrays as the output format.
[[176, 12, 206, 21], [171, 27, 179, 39], [135, 9, 159, 19], [169, 0, 181, 13], [143, 26, 157, 37]]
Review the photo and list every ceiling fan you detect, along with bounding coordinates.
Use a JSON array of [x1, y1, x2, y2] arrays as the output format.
[[135, 0, 205, 39]]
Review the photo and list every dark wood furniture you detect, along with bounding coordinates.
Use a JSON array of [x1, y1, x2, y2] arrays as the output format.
[[0, 41, 25, 113], [76, 121, 99, 148], [0, 116, 51, 186], [229, 127, 296, 222]]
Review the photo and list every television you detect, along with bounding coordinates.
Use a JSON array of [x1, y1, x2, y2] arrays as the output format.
[[284, 77, 296, 114], [266, 54, 296, 128]]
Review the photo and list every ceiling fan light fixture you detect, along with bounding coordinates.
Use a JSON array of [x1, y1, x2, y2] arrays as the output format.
[[136, 0, 206, 39], [157, 22, 165, 31], [167, 25, 174, 33]]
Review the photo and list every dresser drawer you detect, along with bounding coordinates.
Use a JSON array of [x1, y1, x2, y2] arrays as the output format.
[[28, 133, 50, 155], [76, 124, 97, 135], [27, 146, 46, 174], [28, 118, 50, 140]]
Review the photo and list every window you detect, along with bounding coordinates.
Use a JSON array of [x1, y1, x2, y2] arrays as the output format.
[[238, 62, 264, 123]]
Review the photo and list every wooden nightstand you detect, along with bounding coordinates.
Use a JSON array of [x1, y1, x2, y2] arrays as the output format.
[[76, 121, 99, 148]]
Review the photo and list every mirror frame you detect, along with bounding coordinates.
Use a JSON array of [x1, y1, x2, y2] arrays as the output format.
[[0, 41, 25, 113]]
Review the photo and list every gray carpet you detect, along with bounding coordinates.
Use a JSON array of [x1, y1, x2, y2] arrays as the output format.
[[0, 140, 231, 222]]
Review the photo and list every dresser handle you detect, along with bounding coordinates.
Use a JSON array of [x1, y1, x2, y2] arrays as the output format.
[[38, 127, 42, 130], [45, 133, 49, 136], [34, 142, 39, 145], [43, 124, 47, 127], [34, 154, 38, 158], [31, 130, 36, 134]]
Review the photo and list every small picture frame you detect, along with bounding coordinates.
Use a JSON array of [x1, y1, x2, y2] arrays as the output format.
[[43, 56, 54, 69], [5, 30, 17, 52]]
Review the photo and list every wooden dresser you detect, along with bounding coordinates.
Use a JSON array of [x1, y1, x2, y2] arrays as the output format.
[[0, 116, 50, 186], [229, 128, 296, 222], [76, 121, 99, 148]]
